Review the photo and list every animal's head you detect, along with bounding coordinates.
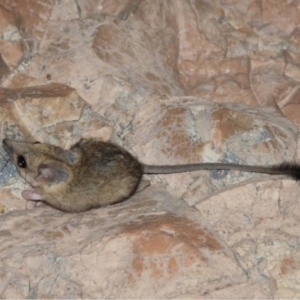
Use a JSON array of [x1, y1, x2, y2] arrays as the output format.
[[3, 138, 81, 190]]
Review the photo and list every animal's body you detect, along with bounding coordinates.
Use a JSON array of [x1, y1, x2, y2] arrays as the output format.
[[3, 138, 300, 212]]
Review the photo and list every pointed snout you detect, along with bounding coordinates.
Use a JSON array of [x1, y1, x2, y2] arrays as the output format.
[[3, 138, 13, 154]]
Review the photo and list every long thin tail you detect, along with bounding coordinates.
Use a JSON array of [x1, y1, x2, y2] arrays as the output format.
[[142, 162, 300, 181]]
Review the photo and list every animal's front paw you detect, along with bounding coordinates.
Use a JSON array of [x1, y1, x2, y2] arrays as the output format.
[[22, 189, 43, 201]]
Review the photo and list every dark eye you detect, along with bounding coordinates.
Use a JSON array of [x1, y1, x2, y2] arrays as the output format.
[[17, 155, 27, 168], [34, 141, 41, 144]]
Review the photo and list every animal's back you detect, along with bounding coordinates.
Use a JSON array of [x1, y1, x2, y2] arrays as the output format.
[[60, 139, 143, 212]]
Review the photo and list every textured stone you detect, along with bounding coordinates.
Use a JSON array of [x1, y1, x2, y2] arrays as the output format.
[[0, 186, 246, 298], [196, 179, 300, 297]]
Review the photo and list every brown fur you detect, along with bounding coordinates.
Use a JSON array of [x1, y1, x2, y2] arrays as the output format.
[[3, 138, 143, 212]]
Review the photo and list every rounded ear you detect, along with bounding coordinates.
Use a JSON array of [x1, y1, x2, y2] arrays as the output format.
[[53, 146, 79, 165], [36, 163, 70, 184]]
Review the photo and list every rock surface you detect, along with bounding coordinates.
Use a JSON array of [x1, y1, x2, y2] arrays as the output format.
[[0, 0, 300, 298], [1, 186, 248, 298]]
